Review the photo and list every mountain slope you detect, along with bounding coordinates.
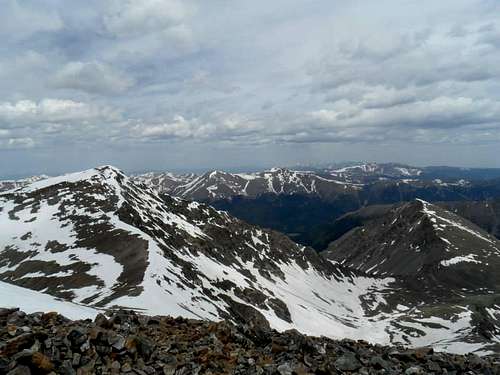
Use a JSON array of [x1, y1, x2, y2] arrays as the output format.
[[323, 200, 500, 353], [439, 199, 500, 240], [324, 199, 500, 289], [1, 168, 499, 354], [0, 280, 98, 320], [135, 168, 361, 201], [0, 167, 392, 340]]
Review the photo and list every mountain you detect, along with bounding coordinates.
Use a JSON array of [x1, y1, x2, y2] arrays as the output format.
[[1, 166, 499, 354], [12, 166, 497, 255], [327, 162, 424, 184], [0, 175, 49, 192], [0, 166, 390, 343], [439, 199, 500, 240], [324, 200, 500, 284], [131, 171, 197, 194], [130, 165, 500, 251], [311, 199, 500, 251], [324, 199, 500, 350], [135, 168, 361, 201]]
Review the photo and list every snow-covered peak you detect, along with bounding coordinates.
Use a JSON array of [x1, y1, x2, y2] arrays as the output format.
[[3, 165, 126, 195]]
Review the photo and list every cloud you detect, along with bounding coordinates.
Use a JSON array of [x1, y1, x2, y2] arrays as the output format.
[[312, 96, 500, 129], [0, 99, 120, 127], [131, 114, 263, 142], [50, 61, 135, 95], [0, 0, 63, 40], [103, 0, 189, 37], [0, 137, 35, 149]]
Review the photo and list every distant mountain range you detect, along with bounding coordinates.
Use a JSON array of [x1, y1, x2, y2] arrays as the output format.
[[129, 163, 500, 201], [4, 162, 500, 198], [3, 162, 500, 252], [0, 175, 49, 192], [1, 166, 499, 354]]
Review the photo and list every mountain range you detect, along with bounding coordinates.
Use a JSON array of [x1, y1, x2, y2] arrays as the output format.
[[5, 163, 500, 252], [0, 165, 499, 355]]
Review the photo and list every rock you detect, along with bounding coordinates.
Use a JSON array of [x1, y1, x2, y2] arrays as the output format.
[[30, 351, 55, 372], [1, 333, 35, 357], [94, 313, 109, 328], [66, 328, 87, 348], [427, 360, 441, 372], [277, 363, 293, 375], [122, 362, 132, 372], [7, 365, 32, 375], [7, 324, 17, 336], [370, 355, 390, 370], [0, 307, 19, 318], [72, 352, 81, 366], [405, 366, 424, 374], [334, 353, 362, 371], [110, 334, 126, 351]]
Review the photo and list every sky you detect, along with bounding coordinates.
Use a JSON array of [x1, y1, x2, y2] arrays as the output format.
[[1, 0, 500, 177]]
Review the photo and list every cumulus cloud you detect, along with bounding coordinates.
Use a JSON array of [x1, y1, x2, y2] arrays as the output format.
[[51, 61, 135, 95], [0, 99, 120, 126], [311, 97, 500, 130], [131, 114, 263, 142], [103, 0, 189, 37]]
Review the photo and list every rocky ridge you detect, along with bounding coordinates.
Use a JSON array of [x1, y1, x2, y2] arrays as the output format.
[[1, 308, 499, 375]]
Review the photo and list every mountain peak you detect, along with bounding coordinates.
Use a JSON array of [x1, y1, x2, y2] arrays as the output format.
[[325, 199, 500, 291], [0, 165, 126, 195]]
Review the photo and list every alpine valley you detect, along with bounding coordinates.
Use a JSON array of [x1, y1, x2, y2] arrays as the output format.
[[0, 165, 500, 358]]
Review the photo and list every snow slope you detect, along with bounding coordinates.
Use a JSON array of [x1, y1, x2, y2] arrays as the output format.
[[0, 281, 98, 320]]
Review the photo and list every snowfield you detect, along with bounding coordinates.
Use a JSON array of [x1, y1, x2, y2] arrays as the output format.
[[0, 281, 99, 320]]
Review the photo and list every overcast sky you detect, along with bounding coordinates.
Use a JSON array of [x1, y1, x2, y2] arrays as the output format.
[[1, 0, 500, 176]]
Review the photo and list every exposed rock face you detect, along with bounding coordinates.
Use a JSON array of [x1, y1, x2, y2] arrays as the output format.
[[438, 199, 500, 240], [324, 199, 500, 353], [324, 199, 500, 290], [1, 309, 499, 375]]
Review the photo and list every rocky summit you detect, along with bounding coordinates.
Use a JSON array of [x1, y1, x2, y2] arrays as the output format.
[[1, 308, 499, 375]]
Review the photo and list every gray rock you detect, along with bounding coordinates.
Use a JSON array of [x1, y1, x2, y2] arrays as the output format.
[[277, 363, 293, 375], [335, 353, 362, 371], [7, 365, 31, 375], [405, 366, 424, 375]]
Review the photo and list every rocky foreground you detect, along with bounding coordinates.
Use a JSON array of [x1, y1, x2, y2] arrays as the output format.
[[0, 309, 499, 375]]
